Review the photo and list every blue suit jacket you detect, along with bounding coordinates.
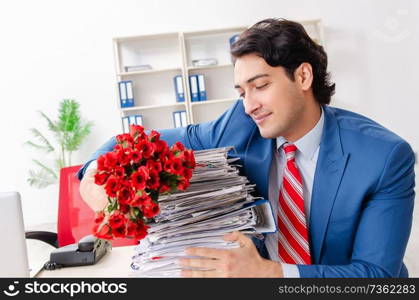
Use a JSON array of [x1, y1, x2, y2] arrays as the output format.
[[79, 100, 415, 278]]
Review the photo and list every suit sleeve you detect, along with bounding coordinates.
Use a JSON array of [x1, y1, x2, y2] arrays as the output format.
[[298, 141, 416, 277], [77, 100, 241, 180]]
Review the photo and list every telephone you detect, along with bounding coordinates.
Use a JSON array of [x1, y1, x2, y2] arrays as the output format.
[[44, 235, 111, 270]]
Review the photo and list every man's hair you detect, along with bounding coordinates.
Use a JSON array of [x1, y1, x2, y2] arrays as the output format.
[[230, 18, 335, 105]]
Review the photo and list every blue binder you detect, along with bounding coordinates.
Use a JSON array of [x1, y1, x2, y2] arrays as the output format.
[[173, 75, 185, 102], [189, 75, 199, 102], [118, 81, 135, 108], [197, 74, 207, 101]]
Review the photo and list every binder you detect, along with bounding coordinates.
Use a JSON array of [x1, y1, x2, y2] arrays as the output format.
[[118, 81, 135, 108], [189, 75, 199, 102], [173, 75, 185, 102], [135, 115, 143, 126], [172, 111, 181, 128], [180, 111, 187, 126], [122, 116, 130, 133], [197, 74, 207, 101]]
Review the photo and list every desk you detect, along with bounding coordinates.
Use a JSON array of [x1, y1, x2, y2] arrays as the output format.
[[36, 246, 137, 278]]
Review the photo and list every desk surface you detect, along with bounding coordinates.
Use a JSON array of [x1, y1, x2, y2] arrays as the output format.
[[37, 246, 137, 278]]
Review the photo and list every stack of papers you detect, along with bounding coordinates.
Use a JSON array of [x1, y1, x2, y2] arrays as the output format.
[[129, 147, 276, 277]]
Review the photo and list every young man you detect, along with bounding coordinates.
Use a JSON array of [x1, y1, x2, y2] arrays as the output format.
[[78, 19, 415, 277]]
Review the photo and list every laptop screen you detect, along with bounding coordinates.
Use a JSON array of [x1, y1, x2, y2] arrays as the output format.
[[0, 192, 30, 277]]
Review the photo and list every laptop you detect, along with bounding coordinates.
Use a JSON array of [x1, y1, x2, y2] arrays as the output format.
[[0, 192, 30, 277]]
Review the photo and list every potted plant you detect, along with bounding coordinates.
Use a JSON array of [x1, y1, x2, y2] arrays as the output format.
[[26, 99, 93, 188]]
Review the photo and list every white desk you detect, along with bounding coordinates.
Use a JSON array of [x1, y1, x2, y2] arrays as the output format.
[[36, 246, 137, 278]]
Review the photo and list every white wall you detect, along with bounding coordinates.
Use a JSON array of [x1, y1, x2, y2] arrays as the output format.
[[0, 0, 418, 274]]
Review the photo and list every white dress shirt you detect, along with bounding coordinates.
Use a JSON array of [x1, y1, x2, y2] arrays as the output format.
[[266, 107, 324, 277]]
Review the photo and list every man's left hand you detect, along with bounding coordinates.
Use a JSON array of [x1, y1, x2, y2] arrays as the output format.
[[179, 231, 283, 278]]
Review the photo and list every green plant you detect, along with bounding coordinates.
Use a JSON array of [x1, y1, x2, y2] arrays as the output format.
[[26, 99, 93, 188]]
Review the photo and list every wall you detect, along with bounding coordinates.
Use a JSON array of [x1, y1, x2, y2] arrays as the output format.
[[0, 0, 417, 275]]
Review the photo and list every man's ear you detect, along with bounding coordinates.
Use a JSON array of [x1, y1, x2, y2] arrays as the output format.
[[295, 62, 313, 92]]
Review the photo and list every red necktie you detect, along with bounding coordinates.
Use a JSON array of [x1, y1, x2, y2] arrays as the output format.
[[278, 143, 312, 265]]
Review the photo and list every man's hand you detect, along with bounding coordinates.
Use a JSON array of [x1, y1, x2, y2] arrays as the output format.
[[179, 231, 284, 278], [79, 169, 108, 212]]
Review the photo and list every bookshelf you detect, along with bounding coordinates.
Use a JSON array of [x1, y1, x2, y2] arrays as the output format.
[[112, 19, 324, 131]]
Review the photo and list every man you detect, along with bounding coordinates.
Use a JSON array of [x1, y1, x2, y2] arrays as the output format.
[[78, 19, 415, 277]]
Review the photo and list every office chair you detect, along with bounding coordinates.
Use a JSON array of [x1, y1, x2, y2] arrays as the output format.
[[26, 165, 138, 248]]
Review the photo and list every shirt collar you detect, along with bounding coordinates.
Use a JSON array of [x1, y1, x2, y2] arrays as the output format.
[[276, 106, 324, 160]]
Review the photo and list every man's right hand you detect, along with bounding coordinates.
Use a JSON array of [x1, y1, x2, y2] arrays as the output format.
[[79, 168, 108, 212]]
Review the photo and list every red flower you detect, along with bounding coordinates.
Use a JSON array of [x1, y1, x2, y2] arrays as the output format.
[[127, 193, 150, 208], [131, 150, 142, 163], [172, 141, 185, 153], [159, 184, 170, 194], [165, 158, 184, 175], [102, 152, 118, 170], [146, 160, 162, 172], [129, 124, 145, 139], [147, 169, 160, 190], [94, 172, 109, 185], [117, 148, 132, 166], [182, 150, 196, 168], [108, 210, 127, 230], [141, 197, 160, 218], [93, 223, 112, 240], [136, 139, 156, 159], [117, 184, 134, 205], [116, 133, 134, 147], [149, 130, 160, 142], [155, 140, 168, 154], [127, 220, 149, 240], [183, 167, 193, 180], [130, 166, 150, 190], [177, 178, 190, 191], [114, 166, 125, 178], [94, 211, 105, 224], [105, 175, 121, 197]]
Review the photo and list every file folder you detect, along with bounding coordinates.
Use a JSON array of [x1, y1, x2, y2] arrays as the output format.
[[135, 115, 143, 126], [180, 111, 187, 126], [173, 75, 185, 102], [172, 111, 181, 128], [189, 75, 199, 102], [197, 74, 207, 101], [122, 116, 130, 133], [118, 81, 135, 108]]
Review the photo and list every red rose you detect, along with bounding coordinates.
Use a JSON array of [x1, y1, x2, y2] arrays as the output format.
[[127, 193, 150, 208], [126, 220, 149, 240], [172, 141, 185, 153], [131, 150, 142, 163], [112, 225, 127, 238], [93, 223, 112, 240], [182, 150, 196, 168], [159, 184, 170, 194], [165, 158, 184, 175], [105, 175, 121, 197], [117, 148, 132, 166], [117, 184, 134, 205], [129, 124, 145, 139], [141, 197, 160, 218], [183, 167, 193, 180], [130, 166, 150, 190], [177, 178, 190, 191], [155, 140, 168, 154], [147, 169, 160, 190], [136, 139, 156, 159], [149, 130, 160, 142], [114, 166, 125, 178], [116, 133, 134, 147], [108, 210, 127, 229], [102, 152, 118, 170], [94, 172, 109, 185], [94, 211, 105, 224], [146, 160, 162, 172]]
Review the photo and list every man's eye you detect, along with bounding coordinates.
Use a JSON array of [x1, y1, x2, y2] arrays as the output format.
[[239, 92, 245, 98], [256, 83, 269, 89]]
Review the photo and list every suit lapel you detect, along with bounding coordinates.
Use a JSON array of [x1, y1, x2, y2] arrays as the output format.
[[309, 106, 349, 263], [244, 125, 274, 200]]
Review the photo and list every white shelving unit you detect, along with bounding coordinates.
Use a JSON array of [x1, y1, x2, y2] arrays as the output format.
[[112, 19, 324, 131]]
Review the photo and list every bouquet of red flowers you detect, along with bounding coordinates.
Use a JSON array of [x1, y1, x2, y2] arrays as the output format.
[[92, 124, 195, 242]]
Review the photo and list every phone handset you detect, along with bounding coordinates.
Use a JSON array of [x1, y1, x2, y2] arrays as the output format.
[[44, 235, 111, 270]]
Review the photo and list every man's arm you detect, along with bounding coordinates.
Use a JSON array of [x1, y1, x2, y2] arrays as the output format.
[[298, 141, 415, 278]]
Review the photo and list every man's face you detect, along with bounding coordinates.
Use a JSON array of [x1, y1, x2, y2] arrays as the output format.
[[234, 53, 306, 139]]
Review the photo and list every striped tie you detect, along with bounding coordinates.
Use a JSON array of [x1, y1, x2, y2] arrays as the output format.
[[278, 143, 312, 265]]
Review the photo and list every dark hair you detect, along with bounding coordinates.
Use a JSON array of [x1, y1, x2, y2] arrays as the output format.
[[230, 18, 335, 105]]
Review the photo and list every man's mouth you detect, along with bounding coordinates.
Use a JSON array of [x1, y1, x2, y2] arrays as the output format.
[[252, 112, 272, 125]]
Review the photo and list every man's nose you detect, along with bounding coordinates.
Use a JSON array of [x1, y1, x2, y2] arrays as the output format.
[[244, 94, 261, 115]]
